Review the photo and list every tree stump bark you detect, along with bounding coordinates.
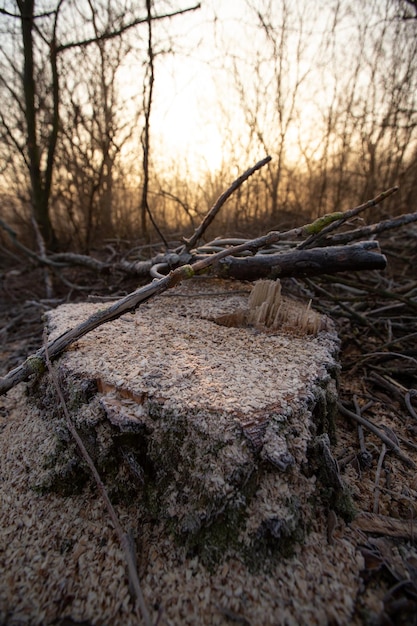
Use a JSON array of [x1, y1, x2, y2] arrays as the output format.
[[34, 278, 350, 566]]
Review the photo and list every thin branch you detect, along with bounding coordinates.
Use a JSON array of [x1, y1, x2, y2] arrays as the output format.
[[43, 331, 152, 626], [31, 216, 53, 298], [303, 277, 383, 335], [181, 156, 272, 252], [0, 218, 47, 265], [56, 4, 201, 53], [337, 401, 416, 468], [0, 110, 29, 168], [373, 443, 386, 514], [318, 211, 417, 247], [0, 6, 57, 18], [139, 0, 169, 247], [297, 186, 399, 250], [158, 188, 197, 228], [353, 395, 373, 469], [405, 390, 417, 421]]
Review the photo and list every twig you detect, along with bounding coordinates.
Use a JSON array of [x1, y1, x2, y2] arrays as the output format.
[[0, 312, 25, 340], [337, 401, 416, 468], [405, 390, 417, 421], [297, 186, 399, 250], [318, 274, 417, 314], [43, 330, 152, 626], [303, 277, 383, 335], [350, 351, 417, 375], [158, 188, 197, 228], [182, 156, 272, 252], [353, 395, 373, 469], [318, 211, 417, 247], [0, 217, 54, 266], [372, 426, 400, 514], [368, 371, 407, 401], [373, 443, 386, 514]]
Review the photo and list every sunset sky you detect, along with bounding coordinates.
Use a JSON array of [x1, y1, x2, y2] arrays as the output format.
[[150, 1, 248, 176], [147, 0, 341, 177]]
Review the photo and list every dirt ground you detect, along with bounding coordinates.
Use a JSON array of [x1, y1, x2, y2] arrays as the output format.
[[1, 234, 417, 625]]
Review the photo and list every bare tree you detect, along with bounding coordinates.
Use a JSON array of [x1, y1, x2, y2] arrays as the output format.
[[212, 0, 417, 224], [0, 0, 64, 248], [139, 0, 155, 242], [0, 0, 200, 249], [287, 0, 417, 216], [56, 1, 139, 249], [221, 0, 321, 223]]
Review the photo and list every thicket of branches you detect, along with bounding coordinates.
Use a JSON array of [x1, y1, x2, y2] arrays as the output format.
[[0, 0, 416, 255]]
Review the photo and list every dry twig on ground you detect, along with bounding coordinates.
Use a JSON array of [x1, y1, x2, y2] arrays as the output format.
[[43, 330, 153, 626]]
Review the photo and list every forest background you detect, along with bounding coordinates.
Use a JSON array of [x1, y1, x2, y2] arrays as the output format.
[[1, 0, 417, 253]]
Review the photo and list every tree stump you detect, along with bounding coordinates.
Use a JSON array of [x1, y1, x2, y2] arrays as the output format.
[[35, 278, 350, 566]]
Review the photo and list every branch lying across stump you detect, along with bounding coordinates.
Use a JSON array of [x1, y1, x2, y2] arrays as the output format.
[[0, 238, 386, 395], [0, 157, 399, 396]]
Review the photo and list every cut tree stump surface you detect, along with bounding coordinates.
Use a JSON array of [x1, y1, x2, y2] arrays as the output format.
[[0, 279, 364, 625], [43, 279, 342, 539]]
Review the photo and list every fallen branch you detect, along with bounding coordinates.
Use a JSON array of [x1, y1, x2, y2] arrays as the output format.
[[337, 401, 416, 469], [203, 241, 386, 280], [43, 331, 153, 626], [317, 211, 417, 247], [297, 186, 399, 250], [0, 170, 398, 396]]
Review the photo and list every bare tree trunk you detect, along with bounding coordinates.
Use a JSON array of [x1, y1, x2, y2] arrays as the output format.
[[139, 0, 154, 242], [18, 0, 58, 249], [89, 0, 115, 238]]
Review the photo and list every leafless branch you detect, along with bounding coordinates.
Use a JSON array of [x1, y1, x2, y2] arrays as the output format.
[[0, 175, 401, 396], [43, 331, 153, 626], [56, 4, 201, 53], [182, 155, 272, 252], [337, 401, 416, 468], [297, 187, 399, 250], [318, 211, 417, 247]]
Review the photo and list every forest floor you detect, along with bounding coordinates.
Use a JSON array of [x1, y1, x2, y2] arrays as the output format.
[[0, 228, 416, 625]]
